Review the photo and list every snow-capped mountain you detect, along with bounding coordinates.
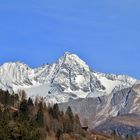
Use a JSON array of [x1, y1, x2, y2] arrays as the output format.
[[0, 52, 137, 103], [0, 52, 140, 135]]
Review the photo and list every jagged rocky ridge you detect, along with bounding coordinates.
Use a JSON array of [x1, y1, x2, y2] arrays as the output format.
[[0, 52, 140, 136], [0, 52, 136, 103]]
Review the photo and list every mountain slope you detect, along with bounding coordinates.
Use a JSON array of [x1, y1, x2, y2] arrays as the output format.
[[59, 82, 140, 132], [0, 52, 139, 136], [95, 114, 140, 137], [0, 52, 136, 104]]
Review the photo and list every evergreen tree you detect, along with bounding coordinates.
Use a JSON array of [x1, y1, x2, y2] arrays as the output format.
[[63, 114, 72, 133], [66, 106, 74, 123], [73, 114, 81, 134], [28, 97, 34, 106], [19, 99, 29, 120], [53, 103, 60, 119], [36, 102, 44, 127], [3, 90, 10, 106]]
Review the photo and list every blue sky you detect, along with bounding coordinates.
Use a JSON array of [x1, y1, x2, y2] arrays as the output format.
[[0, 0, 140, 79]]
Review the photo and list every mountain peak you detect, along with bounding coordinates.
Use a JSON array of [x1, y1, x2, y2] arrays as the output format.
[[63, 52, 79, 59], [61, 52, 90, 70], [64, 51, 71, 56]]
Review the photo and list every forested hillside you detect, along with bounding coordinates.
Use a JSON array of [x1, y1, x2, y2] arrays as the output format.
[[0, 89, 138, 140], [0, 89, 87, 140]]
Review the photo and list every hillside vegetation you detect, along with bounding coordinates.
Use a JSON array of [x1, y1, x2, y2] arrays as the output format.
[[0, 89, 138, 140]]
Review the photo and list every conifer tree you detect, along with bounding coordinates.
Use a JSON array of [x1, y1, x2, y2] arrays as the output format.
[[74, 114, 81, 134], [28, 97, 34, 106], [19, 99, 29, 120], [53, 103, 60, 119], [64, 106, 74, 133], [66, 106, 74, 123], [36, 102, 44, 127]]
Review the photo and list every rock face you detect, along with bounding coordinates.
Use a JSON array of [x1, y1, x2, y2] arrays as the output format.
[[59, 82, 140, 136], [59, 85, 139, 123], [0, 52, 136, 103], [95, 114, 140, 137], [0, 52, 140, 136]]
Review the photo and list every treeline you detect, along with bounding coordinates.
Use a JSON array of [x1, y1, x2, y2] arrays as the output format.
[[0, 89, 139, 140], [0, 89, 87, 140]]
